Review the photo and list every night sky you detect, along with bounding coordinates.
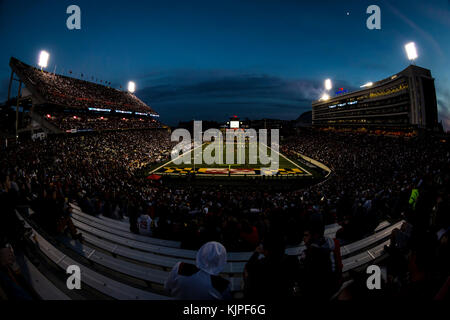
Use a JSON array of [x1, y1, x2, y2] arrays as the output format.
[[0, 0, 449, 128]]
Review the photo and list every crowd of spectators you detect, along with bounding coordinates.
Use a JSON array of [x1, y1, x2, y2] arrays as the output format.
[[0, 127, 448, 300], [11, 58, 155, 113], [36, 110, 162, 132]]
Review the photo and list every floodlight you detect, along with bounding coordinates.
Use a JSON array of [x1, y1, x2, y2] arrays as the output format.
[[325, 79, 332, 91], [38, 51, 50, 69], [128, 81, 136, 93], [404, 42, 418, 61], [320, 93, 330, 101], [360, 82, 373, 88]]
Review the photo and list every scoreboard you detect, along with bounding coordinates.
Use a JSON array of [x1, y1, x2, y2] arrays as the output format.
[[230, 120, 240, 129], [228, 115, 241, 129]]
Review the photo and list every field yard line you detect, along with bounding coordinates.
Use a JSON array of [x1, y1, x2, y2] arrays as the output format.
[[261, 142, 312, 176], [149, 142, 207, 174]]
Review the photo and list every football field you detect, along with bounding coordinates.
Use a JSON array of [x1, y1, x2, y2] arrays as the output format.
[[150, 141, 312, 176]]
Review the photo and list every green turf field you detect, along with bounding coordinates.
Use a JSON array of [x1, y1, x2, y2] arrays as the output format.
[[150, 141, 312, 176]]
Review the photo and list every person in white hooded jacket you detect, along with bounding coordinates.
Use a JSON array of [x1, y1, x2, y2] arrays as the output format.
[[164, 241, 231, 300]]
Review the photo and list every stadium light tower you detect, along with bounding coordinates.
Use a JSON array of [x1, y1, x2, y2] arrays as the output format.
[[320, 93, 330, 101], [128, 81, 136, 93], [404, 42, 418, 64], [38, 50, 50, 70], [360, 82, 373, 88], [325, 78, 332, 91]]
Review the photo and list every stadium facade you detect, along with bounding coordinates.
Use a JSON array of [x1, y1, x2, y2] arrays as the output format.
[[311, 65, 438, 130]]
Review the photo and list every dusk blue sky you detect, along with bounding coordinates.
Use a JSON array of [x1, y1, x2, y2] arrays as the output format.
[[0, 0, 449, 128]]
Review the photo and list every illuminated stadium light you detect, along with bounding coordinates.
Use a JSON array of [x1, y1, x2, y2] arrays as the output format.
[[360, 82, 373, 88], [404, 42, 418, 61], [128, 81, 136, 93], [324, 79, 332, 91], [88, 107, 111, 112], [115, 110, 133, 114], [320, 93, 330, 101], [38, 50, 50, 69]]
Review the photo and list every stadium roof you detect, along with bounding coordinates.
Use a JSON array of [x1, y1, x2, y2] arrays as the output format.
[[9, 57, 157, 115]]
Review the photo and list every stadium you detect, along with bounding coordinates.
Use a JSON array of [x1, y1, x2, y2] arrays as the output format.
[[0, 1, 449, 311]]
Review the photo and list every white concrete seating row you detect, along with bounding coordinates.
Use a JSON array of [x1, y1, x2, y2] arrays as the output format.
[[19, 205, 398, 299], [71, 203, 130, 228], [374, 221, 390, 232], [61, 223, 392, 293], [16, 211, 170, 300], [63, 226, 394, 294], [342, 238, 391, 272], [324, 223, 340, 237], [70, 203, 347, 260], [70, 204, 131, 231], [284, 220, 395, 256], [79, 231, 246, 274], [73, 202, 341, 239], [340, 221, 401, 257], [20, 255, 70, 300], [72, 218, 202, 259], [98, 215, 130, 230], [322, 220, 389, 239], [74, 214, 398, 273], [60, 237, 242, 291], [69, 207, 181, 248]]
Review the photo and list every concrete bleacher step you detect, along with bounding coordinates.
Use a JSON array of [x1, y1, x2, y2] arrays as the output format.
[[74, 212, 401, 277], [20, 203, 399, 300], [70, 207, 181, 248], [72, 202, 341, 242], [59, 236, 243, 292], [18, 205, 400, 299], [70, 203, 359, 262], [285, 220, 396, 256], [16, 210, 171, 300], [72, 217, 254, 262], [18, 255, 70, 300], [79, 231, 246, 274], [374, 220, 390, 232], [342, 239, 390, 272], [71, 203, 130, 227], [340, 221, 402, 257], [99, 215, 130, 228], [73, 215, 397, 264], [60, 237, 169, 285], [71, 219, 200, 259]]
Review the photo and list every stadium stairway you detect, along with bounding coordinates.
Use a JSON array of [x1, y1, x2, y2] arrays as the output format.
[[15, 209, 171, 300], [29, 112, 63, 134], [15, 204, 403, 300]]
